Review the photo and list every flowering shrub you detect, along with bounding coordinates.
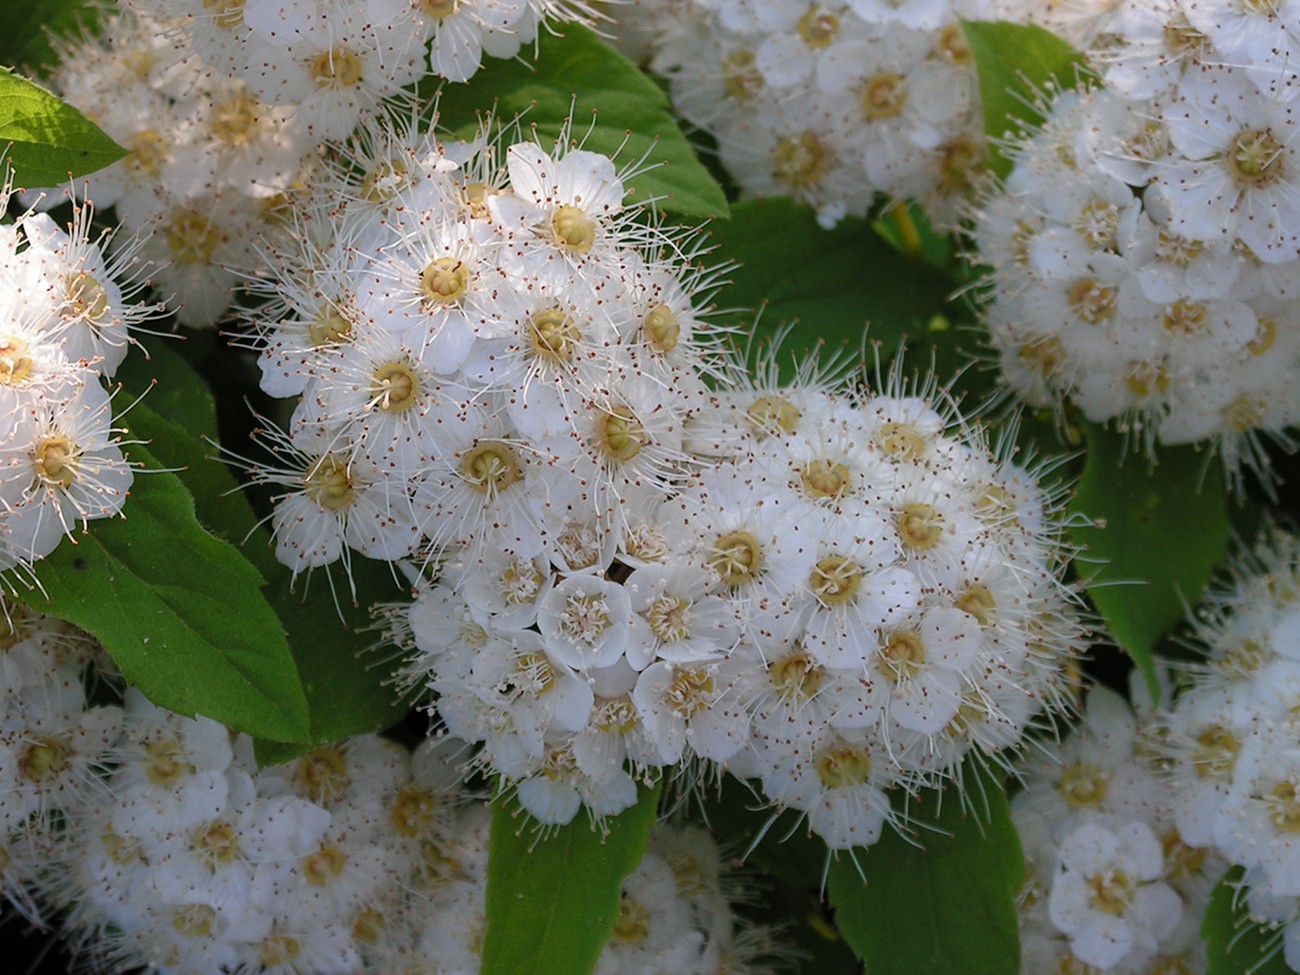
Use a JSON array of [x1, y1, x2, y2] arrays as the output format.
[[2, 2, 1299, 975]]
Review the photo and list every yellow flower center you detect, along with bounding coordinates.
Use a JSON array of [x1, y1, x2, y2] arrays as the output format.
[[595, 405, 647, 462], [370, 360, 419, 412], [648, 595, 692, 643], [419, 256, 471, 306], [879, 629, 925, 682], [143, 738, 193, 785], [643, 303, 680, 352], [1067, 278, 1118, 324], [745, 395, 801, 436], [809, 555, 861, 607], [172, 904, 216, 938], [461, 442, 519, 495], [302, 844, 347, 885], [722, 49, 764, 100], [773, 132, 830, 189], [1057, 762, 1108, 807], [876, 421, 926, 461], [309, 47, 364, 90], [800, 459, 851, 501], [859, 72, 906, 121], [709, 530, 762, 587], [304, 455, 356, 512], [796, 7, 839, 47], [308, 306, 353, 346], [165, 211, 220, 265], [193, 820, 240, 867], [1230, 128, 1283, 186], [33, 436, 77, 488], [1191, 725, 1238, 779], [1087, 869, 1134, 915], [667, 668, 714, 717], [294, 746, 348, 803], [771, 649, 822, 699], [527, 307, 579, 363], [64, 271, 110, 322], [0, 335, 33, 385], [551, 205, 596, 252], [816, 743, 871, 788], [954, 585, 995, 625], [897, 503, 943, 549], [19, 736, 69, 782]]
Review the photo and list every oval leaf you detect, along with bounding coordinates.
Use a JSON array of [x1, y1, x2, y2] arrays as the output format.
[[827, 765, 1022, 975], [1068, 422, 1229, 700], [115, 346, 411, 758], [1203, 866, 1293, 975], [961, 20, 1088, 181], [708, 198, 962, 373], [0, 65, 125, 186], [13, 444, 310, 743], [433, 24, 727, 219], [482, 783, 661, 975]]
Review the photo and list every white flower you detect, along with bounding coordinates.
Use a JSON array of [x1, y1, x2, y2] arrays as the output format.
[[538, 574, 633, 671], [1046, 816, 1182, 970]]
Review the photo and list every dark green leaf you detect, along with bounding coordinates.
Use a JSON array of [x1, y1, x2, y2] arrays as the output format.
[[4, 0, 101, 73], [433, 24, 727, 219], [697, 782, 864, 975], [481, 782, 662, 975], [256, 555, 410, 765], [0, 66, 125, 187], [827, 765, 1022, 975], [15, 445, 310, 743], [707, 197, 962, 377], [116, 339, 220, 442], [1068, 423, 1229, 699], [961, 20, 1089, 181], [116, 345, 408, 757], [1203, 866, 1293, 975]]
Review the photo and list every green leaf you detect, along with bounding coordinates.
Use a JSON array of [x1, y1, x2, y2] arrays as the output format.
[[1203, 866, 1293, 975], [961, 20, 1089, 181], [481, 783, 662, 975], [827, 765, 1022, 975], [433, 24, 727, 219], [1068, 423, 1229, 699], [0, 66, 125, 187], [256, 555, 409, 765], [116, 344, 408, 757], [14, 445, 310, 743], [707, 197, 962, 376], [4, 0, 100, 73], [116, 340, 221, 442], [697, 785, 864, 975]]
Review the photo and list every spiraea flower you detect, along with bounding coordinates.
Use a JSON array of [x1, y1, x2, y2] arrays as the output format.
[[1153, 529, 1300, 973], [972, 78, 1300, 486], [1013, 685, 1223, 974], [620, 0, 990, 227]]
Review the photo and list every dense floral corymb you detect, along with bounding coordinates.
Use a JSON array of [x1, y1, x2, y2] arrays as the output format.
[[972, 0, 1300, 483]]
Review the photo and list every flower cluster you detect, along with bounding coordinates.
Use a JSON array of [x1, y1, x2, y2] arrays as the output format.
[[389, 349, 1086, 845], [365, 816, 789, 975], [228, 74, 1086, 845], [244, 120, 720, 580], [1154, 530, 1300, 973], [972, 4, 1300, 480], [1012, 685, 1222, 974], [44, 0, 595, 327], [0, 190, 149, 572], [619, 0, 991, 228], [0, 607, 790, 975], [0, 600, 119, 924]]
